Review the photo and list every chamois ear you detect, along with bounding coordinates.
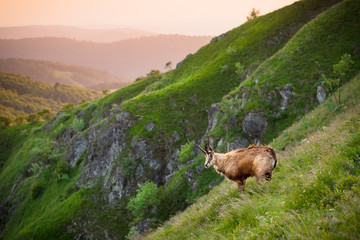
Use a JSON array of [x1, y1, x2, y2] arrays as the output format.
[[198, 146, 207, 155]]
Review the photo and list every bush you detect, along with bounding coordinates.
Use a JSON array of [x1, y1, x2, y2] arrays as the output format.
[[72, 118, 85, 132], [30, 181, 43, 199], [127, 182, 160, 219], [121, 157, 137, 180], [0, 116, 12, 126], [27, 114, 40, 122], [14, 115, 27, 125], [62, 103, 75, 110], [56, 159, 69, 175], [29, 138, 54, 162], [177, 140, 195, 163]]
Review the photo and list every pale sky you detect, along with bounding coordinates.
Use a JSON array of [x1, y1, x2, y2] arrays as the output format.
[[0, 0, 298, 35]]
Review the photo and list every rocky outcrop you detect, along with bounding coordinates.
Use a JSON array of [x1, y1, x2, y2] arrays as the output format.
[[66, 133, 87, 167], [279, 84, 293, 111], [227, 138, 249, 151], [75, 111, 135, 205], [201, 103, 220, 144], [317, 85, 327, 103], [242, 112, 268, 143]]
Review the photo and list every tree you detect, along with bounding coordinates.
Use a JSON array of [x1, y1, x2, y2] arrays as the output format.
[[147, 70, 161, 78], [322, 54, 354, 107], [102, 89, 110, 95], [127, 182, 160, 219], [247, 8, 260, 21], [38, 109, 52, 121], [27, 113, 40, 122], [14, 115, 27, 125], [165, 61, 173, 71], [0, 116, 12, 127]]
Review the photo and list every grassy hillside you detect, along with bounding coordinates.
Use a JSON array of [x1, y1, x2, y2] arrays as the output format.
[[2, 0, 359, 239], [0, 72, 102, 119], [144, 72, 360, 240], [0, 58, 132, 91]]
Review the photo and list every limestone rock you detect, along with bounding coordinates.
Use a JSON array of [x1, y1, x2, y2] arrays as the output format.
[[145, 122, 155, 131], [67, 133, 87, 167], [279, 84, 293, 111], [317, 85, 327, 103], [227, 138, 249, 151], [242, 112, 268, 139]]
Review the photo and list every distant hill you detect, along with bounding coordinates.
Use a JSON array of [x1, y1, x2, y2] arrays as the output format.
[[0, 25, 155, 43], [0, 58, 132, 91], [0, 72, 102, 119], [0, 35, 212, 79]]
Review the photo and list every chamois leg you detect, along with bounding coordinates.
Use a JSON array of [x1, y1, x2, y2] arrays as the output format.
[[236, 179, 246, 192], [256, 171, 272, 184]]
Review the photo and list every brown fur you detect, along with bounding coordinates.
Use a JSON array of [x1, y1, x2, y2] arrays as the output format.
[[202, 144, 278, 192]]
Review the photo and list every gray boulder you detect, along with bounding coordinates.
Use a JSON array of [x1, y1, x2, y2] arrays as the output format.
[[242, 112, 268, 139], [317, 85, 327, 103], [227, 138, 249, 151]]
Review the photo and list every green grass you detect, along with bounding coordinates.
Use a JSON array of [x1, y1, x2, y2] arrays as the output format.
[[143, 74, 360, 240], [212, 0, 360, 144]]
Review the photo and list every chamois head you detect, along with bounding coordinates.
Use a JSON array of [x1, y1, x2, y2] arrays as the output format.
[[199, 143, 215, 168]]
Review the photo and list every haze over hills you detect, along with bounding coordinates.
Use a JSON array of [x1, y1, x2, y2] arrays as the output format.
[[0, 72, 102, 119], [0, 58, 132, 91], [0, 25, 156, 43], [0, 35, 212, 79]]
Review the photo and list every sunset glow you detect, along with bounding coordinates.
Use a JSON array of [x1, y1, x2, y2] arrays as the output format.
[[0, 0, 298, 35]]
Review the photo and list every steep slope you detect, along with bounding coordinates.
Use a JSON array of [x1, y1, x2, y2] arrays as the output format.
[[0, 35, 212, 79], [0, 72, 102, 119], [0, 0, 354, 239], [0, 58, 132, 91], [144, 72, 360, 239]]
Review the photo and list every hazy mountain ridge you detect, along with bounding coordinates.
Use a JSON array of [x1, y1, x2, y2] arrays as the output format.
[[0, 25, 156, 43], [0, 58, 132, 91], [2, 0, 360, 239], [0, 35, 212, 79]]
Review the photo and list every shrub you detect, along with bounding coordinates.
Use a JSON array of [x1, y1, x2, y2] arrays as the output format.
[[62, 103, 75, 110], [56, 159, 69, 175], [37, 109, 52, 121], [127, 182, 160, 219], [30, 181, 43, 199], [58, 113, 71, 123], [121, 157, 137, 180], [14, 115, 27, 125], [72, 118, 85, 132], [29, 162, 44, 175], [29, 138, 54, 162], [177, 140, 195, 163], [27, 113, 40, 122], [0, 116, 12, 126]]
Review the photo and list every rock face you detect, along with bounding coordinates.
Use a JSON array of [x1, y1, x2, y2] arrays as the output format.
[[75, 111, 136, 206], [201, 103, 220, 144], [317, 85, 327, 103], [226, 138, 249, 151], [66, 133, 87, 167], [242, 112, 268, 141], [279, 84, 293, 111]]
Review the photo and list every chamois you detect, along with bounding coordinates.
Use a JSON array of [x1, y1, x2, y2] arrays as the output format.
[[199, 144, 277, 192]]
